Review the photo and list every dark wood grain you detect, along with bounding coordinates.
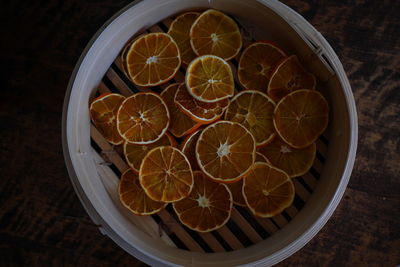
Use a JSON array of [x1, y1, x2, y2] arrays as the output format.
[[1, 0, 399, 266]]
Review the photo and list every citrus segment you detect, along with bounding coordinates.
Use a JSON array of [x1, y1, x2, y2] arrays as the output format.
[[168, 12, 200, 65], [90, 93, 125, 145], [119, 169, 166, 215], [190, 9, 242, 60], [274, 89, 329, 148], [186, 55, 234, 103], [196, 121, 256, 183], [224, 90, 276, 147], [181, 129, 202, 171], [125, 32, 181, 87], [160, 83, 201, 138], [243, 162, 295, 218], [173, 171, 232, 232], [258, 136, 315, 178], [139, 146, 193, 202], [267, 55, 316, 102], [238, 41, 286, 91], [256, 152, 270, 164]]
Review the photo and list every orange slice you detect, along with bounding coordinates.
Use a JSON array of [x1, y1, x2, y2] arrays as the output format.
[[243, 162, 295, 218], [196, 121, 256, 183], [274, 89, 329, 148], [238, 41, 286, 91], [90, 93, 125, 145], [267, 55, 316, 102], [160, 83, 201, 138], [119, 169, 166, 215], [124, 132, 176, 173], [173, 171, 232, 232], [117, 92, 170, 144], [168, 12, 200, 65], [186, 55, 234, 103], [227, 152, 270, 206], [180, 129, 202, 171], [174, 82, 229, 124], [224, 90, 276, 147], [190, 9, 242, 60], [125, 32, 181, 87], [139, 146, 193, 202], [258, 136, 315, 178]]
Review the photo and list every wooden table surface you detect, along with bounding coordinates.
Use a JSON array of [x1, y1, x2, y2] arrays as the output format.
[[1, 0, 399, 266]]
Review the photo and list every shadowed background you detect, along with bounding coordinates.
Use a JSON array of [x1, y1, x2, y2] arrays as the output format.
[[1, 0, 399, 266]]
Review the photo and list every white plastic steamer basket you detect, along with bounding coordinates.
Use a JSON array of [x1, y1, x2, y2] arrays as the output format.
[[62, 0, 358, 266]]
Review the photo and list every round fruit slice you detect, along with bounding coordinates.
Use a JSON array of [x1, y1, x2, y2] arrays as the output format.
[[117, 92, 170, 144], [119, 169, 166, 215], [173, 171, 232, 232], [224, 90, 276, 147], [168, 12, 200, 65], [238, 41, 286, 91], [258, 136, 315, 178], [267, 55, 316, 102], [175, 82, 229, 124], [160, 83, 201, 138], [186, 55, 234, 103], [190, 9, 242, 60], [125, 32, 181, 87], [90, 93, 125, 145], [243, 162, 295, 218], [124, 132, 176, 173], [274, 89, 329, 149], [196, 121, 255, 183], [181, 129, 202, 171], [227, 152, 270, 206], [139, 146, 193, 202]]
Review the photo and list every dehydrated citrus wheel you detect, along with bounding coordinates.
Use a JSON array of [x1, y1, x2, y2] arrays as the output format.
[[238, 41, 286, 91], [89, 93, 125, 145], [258, 136, 315, 178], [196, 121, 255, 183], [180, 129, 202, 171], [267, 55, 316, 102], [227, 152, 269, 206], [174, 82, 229, 124], [168, 12, 200, 65], [117, 92, 170, 144], [125, 32, 181, 87], [243, 162, 295, 218], [274, 89, 329, 149], [119, 169, 166, 215], [186, 55, 234, 103], [173, 171, 232, 232], [224, 90, 276, 147], [190, 9, 242, 60], [160, 83, 201, 138], [139, 146, 193, 202], [123, 132, 176, 173]]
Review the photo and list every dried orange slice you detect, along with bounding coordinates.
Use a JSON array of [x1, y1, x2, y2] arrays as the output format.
[[160, 83, 201, 138], [190, 9, 242, 60], [274, 89, 329, 149], [139, 146, 193, 202], [238, 41, 286, 91], [258, 136, 315, 178], [124, 132, 176, 173], [119, 169, 166, 215], [196, 121, 256, 183], [224, 90, 276, 147], [173, 171, 232, 232], [90, 93, 125, 145], [180, 129, 202, 171], [125, 32, 181, 87], [175, 82, 229, 124], [168, 12, 200, 65], [243, 162, 295, 218], [267, 55, 316, 102], [186, 55, 234, 103], [117, 92, 169, 144]]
